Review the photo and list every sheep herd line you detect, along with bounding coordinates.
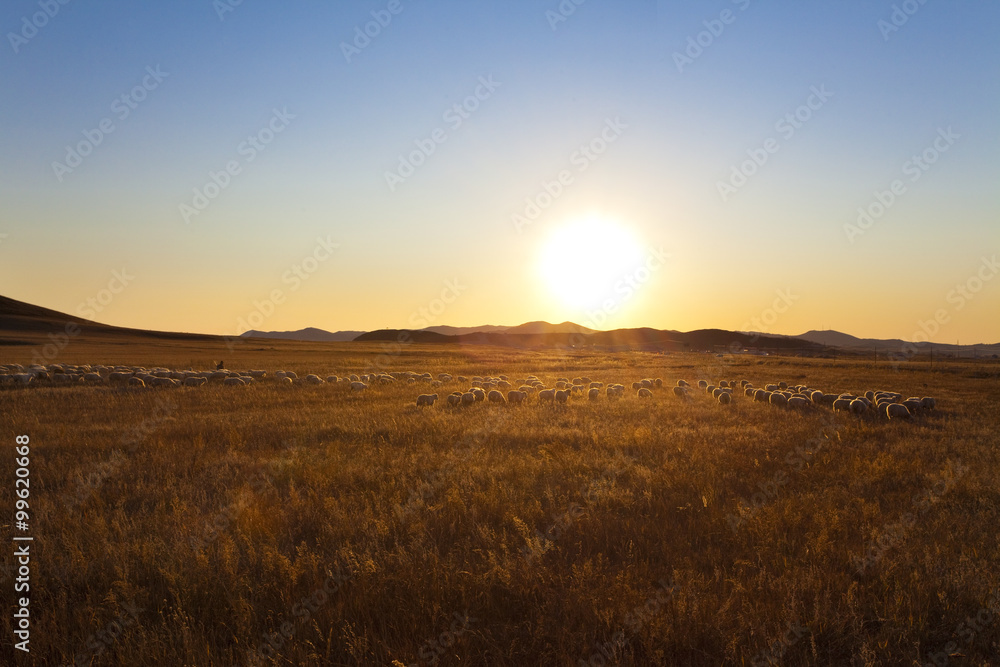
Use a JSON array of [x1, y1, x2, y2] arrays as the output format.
[[0, 363, 936, 420]]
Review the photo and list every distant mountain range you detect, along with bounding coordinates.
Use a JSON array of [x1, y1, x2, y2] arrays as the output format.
[[1, 294, 997, 357]]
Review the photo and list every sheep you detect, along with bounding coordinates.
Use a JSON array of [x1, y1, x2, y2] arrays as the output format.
[[128, 377, 145, 388], [84, 372, 104, 384], [305, 374, 324, 385], [488, 390, 506, 404], [719, 380, 729, 388], [641, 379, 653, 389], [538, 388, 556, 402], [769, 393, 788, 407], [902, 398, 923, 412], [223, 377, 246, 386], [184, 377, 208, 387], [472, 388, 486, 402], [416, 393, 438, 406], [849, 399, 868, 415], [697, 380, 708, 389], [461, 392, 476, 405], [706, 385, 715, 394], [637, 387, 653, 399], [787, 396, 809, 409], [744, 387, 755, 397], [555, 389, 570, 403], [108, 372, 132, 383], [590, 381, 603, 389], [832, 398, 852, 412], [921, 397, 936, 410], [676, 380, 689, 388], [507, 390, 527, 404], [350, 381, 367, 392], [446, 394, 462, 406], [886, 403, 912, 420], [718, 392, 732, 405], [673, 386, 688, 397], [753, 389, 770, 403], [765, 384, 779, 392]]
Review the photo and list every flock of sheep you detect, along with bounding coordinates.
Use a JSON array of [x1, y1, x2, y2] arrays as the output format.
[[0, 362, 936, 420], [413, 374, 936, 421]]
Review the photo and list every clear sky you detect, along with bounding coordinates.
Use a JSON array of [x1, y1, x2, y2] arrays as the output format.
[[2, 0, 998, 343]]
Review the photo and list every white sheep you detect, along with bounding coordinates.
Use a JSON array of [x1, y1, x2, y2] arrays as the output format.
[[672, 386, 688, 397], [447, 393, 462, 406], [769, 393, 788, 407], [718, 392, 732, 405], [555, 389, 570, 403], [588, 387, 600, 400], [472, 388, 486, 402], [631, 381, 643, 390], [223, 377, 246, 386], [416, 393, 438, 406], [885, 403, 911, 420], [921, 397, 936, 410], [637, 387, 653, 399], [753, 389, 770, 403], [697, 380, 708, 389], [788, 396, 809, 409], [184, 377, 208, 387], [128, 377, 145, 388], [461, 392, 476, 405], [538, 388, 556, 402], [350, 381, 367, 392], [306, 374, 324, 385], [832, 398, 852, 412], [488, 390, 506, 404], [507, 390, 527, 404], [849, 399, 868, 415]]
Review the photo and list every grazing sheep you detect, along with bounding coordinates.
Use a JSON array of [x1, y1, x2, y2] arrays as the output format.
[[886, 403, 912, 420], [446, 394, 462, 406], [769, 393, 788, 407], [765, 384, 778, 392], [849, 399, 868, 415], [588, 387, 600, 400], [676, 380, 689, 388], [461, 392, 476, 406], [753, 389, 770, 403], [472, 388, 486, 402], [555, 389, 570, 403], [507, 390, 527, 405], [706, 385, 715, 394], [84, 373, 104, 384], [832, 398, 852, 412], [697, 380, 708, 389], [637, 387, 653, 399], [539, 389, 556, 402], [223, 377, 246, 386], [350, 381, 367, 392], [305, 374, 324, 385], [416, 393, 438, 406], [108, 372, 132, 383], [672, 386, 689, 397], [921, 397, 936, 410], [788, 396, 809, 408], [127, 377, 145, 388], [488, 390, 506, 404], [902, 398, 923, 412], [718, 392, 732, 405], [184, 377, 208, 387], [744, 387, 755, 397], [719, 380, 729, 388], [590, 381, 603, 389], [641, 379, 653, 389], [654, 378, 663, 388]]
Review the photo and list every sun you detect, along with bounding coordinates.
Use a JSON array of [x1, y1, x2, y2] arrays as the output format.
[[537, 216, 645, 311]]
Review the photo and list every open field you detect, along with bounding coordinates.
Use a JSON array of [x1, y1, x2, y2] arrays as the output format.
[[2, 341, 999, 665]]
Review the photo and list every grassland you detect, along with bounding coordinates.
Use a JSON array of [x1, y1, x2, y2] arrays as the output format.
[[2, 340, 999, 665]]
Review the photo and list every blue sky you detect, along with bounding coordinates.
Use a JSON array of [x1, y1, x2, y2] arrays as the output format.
[[1, 0, 998, 343]]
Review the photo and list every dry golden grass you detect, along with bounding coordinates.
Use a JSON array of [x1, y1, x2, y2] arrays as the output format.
[[2, 340, 999, 665]]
